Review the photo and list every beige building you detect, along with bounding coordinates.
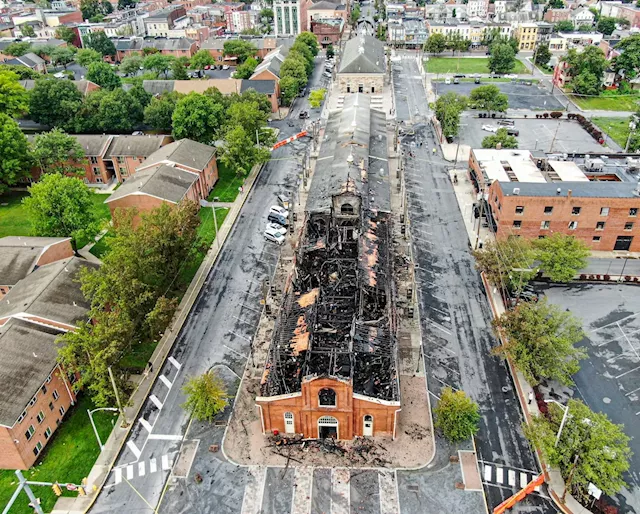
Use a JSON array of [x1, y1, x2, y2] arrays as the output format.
[[336, 34, 386, 94], [515, 22, 538, 50]]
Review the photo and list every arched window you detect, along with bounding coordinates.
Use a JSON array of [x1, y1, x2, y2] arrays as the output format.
[[318, 416, 339, 439], [318, 388, 336, 407], [341, 203, 354, 215]]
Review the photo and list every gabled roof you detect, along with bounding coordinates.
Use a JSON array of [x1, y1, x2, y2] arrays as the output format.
[[338, 34, 385, 74], [6, 52, 45, 68], [105, 135, 168, 158], [138, 139, 216, 171], [241, 79, 276, 95], [0, 237, 71, 286], [19, 79, 101, 95], [251, 44, 290, 80], [0, 257, 97, 327], [0, 318, 64, 428], [105, 164, 198, 204], [113, 37, 195, 51], [309, 0, 343, 10], [141, 80, 175, 96], [71, 135, 113, 157]]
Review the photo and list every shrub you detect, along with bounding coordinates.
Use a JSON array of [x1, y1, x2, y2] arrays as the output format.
[[604, 274, 610, 281], [625, 275, 632, 281], [543, 112, 549, 118], [550, 111, 562, 119], [580, 274, 587, 280]]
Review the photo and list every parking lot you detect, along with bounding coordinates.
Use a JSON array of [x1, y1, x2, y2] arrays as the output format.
[[458, 115, 607, 154], [435, 81, 564, 111], [536, 283, 640, 510]]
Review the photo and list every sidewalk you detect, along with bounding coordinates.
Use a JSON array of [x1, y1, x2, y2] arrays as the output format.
[[449, 170, 587, 514], [53, 161, 266, 514]]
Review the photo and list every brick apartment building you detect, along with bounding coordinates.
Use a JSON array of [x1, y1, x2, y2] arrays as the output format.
[[144, 5, 187, 36], [105, 139, 218, 220], [469, 149, 640, 252], [256, 95, 400, 440], [543, 8, 571, 23], [113, 37, 198, 60], [0, 256, 97, 469], [311, 18, 344, 47]]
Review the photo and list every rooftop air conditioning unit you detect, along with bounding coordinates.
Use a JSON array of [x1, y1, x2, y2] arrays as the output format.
[[513, 187, 520, 195]]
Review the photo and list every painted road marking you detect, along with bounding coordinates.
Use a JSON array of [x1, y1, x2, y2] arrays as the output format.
[[138, 461, 145, 477], [484, 465, 491, 482], [495, 468, 503, 484], [159, 374, 172, 388], [149, 458, 157, 474], [168, 356, 181, 370], [127, 440, 142, 459], [241, 466, 267, 514], [162, 454, 171, 471], [508, 470, 516, 486], [378, 470, 400, 514], [139, 418, 152, 433], [114, 468, 122, 485], [331, 469, 350, 514], [126, 465, 134, 480], [148, 434, 184, 441], [520, 473, 527, 488], [292, 467, 314, 514], [149, 394, 163, 409]]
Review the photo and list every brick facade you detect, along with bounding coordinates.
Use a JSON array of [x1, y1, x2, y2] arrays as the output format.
[[256, 377, 399, 439], [311, 20, 343, 46], [337, 73, 384, 94]]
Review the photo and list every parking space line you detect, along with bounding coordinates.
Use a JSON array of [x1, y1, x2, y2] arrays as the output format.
[[617, 322, 640, 360], [591, 312, 640, 332], [625, 385, 640, 397], [159, 375, 172, 389], [223, 343, 249, 360], [149, 394, 163, 410], [168, 356, 181, 370], [615, 365, 640, 379]]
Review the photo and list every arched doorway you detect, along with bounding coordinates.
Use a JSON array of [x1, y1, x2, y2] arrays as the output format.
[[363, 415, 373, 437], [318, 416, 339, 439]]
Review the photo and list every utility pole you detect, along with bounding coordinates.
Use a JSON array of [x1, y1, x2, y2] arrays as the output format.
[[108, 366, 128, 427], [3, 471, 45, 514], [561, 454, 580, 503]]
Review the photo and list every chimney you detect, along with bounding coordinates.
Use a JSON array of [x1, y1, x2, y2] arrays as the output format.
[[567, 189, 572, 198]]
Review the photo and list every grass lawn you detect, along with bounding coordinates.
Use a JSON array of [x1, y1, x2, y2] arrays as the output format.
[[425, 57, 528, 75], [0, 191, 111, 248], [89, 232, 111, 259], [0, 395, 116, 514], [571, 94, 640, 112], [207, 162, 246, 203], [592, 117, 632, 148]]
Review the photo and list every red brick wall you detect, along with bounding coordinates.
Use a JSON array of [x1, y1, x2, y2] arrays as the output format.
[[36, 239, 75, 267], [251, 68, 279, 83], [489, 182, 640, 251], [108, 194, 167, 222], [0, 365, 77, 470]]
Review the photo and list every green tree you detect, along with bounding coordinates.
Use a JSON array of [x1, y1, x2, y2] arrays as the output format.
[[473, 237, 537, 293], [21, 24, 36, 37], [613, 34, 640, 79], [181, 371, 229, 422], [143, 53, 174, 77], [469, 84, 508, 115], [290, 41, 314, 75], [50, 46, 75, 69], [0, 70, 29, 118], [572, 71, 600, 95], [119, 54, 143, 76], [350, 4, 361, 27], [118, 0, 137, 8], [128, 82, 151, 110], [424, 33, 447, 54], [260, 7, 274, 23], [493, 299, 586, 385], [0, 63, 39, 79], [5, 41, 32, 57], [80, 0, 100, 19], [0, 115, 32, 194], [238, 88, 272, 116], [223, 40, 257, 64], [534, 44, 552, 67], [309, 88, 326, 108], [295, 31, 319, 56], [532, 233, 590, 282], [31, 128, 86, 175], [280, 54, 308, 89], [29, 78, 83, 128], [31, 44, 55, 62], [172, 92, 226, 143], [55, 26, 77, 45], [233, 56, 258, 79], [23, 174, 100, 251], [86, 61, 122, 89], [144, 91, 182, 131], [326, 43, 335, 59], [279, 75, 299, 106], [85, 31, 116, 57], [95, 88, 142, 131], [564, 45, 607, 79], [548, 0, 564, 7], [482, 128, 518, 149], [142, 47, 159, 56], [434, 388, 480, 443], [171, 56, 189, 80], [489, 43, 516, 74], [525, 400, 631, 497], [226, 99, 270, 140], [76, 48, 103, 67], [434, 92, 467, 137], [190, 49, 215, 72], [221, 125, 270, 175], [555, 20, 574, 32]]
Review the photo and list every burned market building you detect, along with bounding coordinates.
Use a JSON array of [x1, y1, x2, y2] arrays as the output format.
[[256, 95, 400, 440]]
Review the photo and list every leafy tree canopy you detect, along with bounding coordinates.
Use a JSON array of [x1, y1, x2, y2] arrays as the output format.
[[85, 31, 116, 57], [5, 41, 32, 57], [172, 91, 226, 143], [119, 54, 143, 76], [532, 233, 590, 282], [0, 114, 32, 194], [489, 43, 516, 74], [535, 44, 552, 67], [469, 84, 508, 113], [435, 92, 467, 137], [223, 40, 257, 64], [473, 237, 537, 293], [326, 44, 335, 59], [171, 56, 190, 80], [144, 91, 182, 131], [0, 70, 29, 118], [143, 53, 175, 77], [295, 32, 319, 57], [0, 63, 39, 79], [482, 127, 518, 148], [31, 128, 86, 175], [182, 371, 229, 422], [309, 88, 326, 108], [434, 388, 480, 443], [76, 48, 103, 67], [613, 34, 640, 78], [190, 49, 215, 71], [86, 61, 122, 90], [555, 20, 574, 32], [29, 78, 84, 128], [233, 56, 258, 79], [424, 33, 447, 54], [50, 46, 75, 69]]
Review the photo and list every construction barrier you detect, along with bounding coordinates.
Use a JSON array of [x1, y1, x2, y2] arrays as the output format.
[[271, 131, 308, 151], [493, 474, 546, 514]]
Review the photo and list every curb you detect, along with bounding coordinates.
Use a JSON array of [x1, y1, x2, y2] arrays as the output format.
[[74, 161, 266, 514]]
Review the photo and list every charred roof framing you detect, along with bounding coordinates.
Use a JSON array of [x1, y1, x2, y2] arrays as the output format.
[[261, 95, 399, 402]]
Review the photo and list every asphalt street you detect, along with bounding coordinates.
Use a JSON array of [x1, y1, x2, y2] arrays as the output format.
[[393, 55, 558, 514]]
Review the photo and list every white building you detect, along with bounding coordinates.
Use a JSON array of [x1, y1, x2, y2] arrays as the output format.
[[467, 0, 489, 19], [274, 0, 307, 36], [570, 7, 595, 27]]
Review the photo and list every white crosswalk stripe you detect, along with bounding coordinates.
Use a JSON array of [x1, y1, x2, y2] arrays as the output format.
[[484, 465, 491, 482], [162, 454, 171, 470], [149, 458, 157, 473], [508, 470, 516, 486], [331, 469, 350, 514], [291, 467, 313, 514], [480, 461, 546, 497], [126, 465, 134, 480], [138, 461, 145, 477], [241, 466, 267, 514], [495, 467, 504, 484], [378, 470, 400, 514], [520, 472, 528, 488], [110, 454, 173, 486], [114, 468, 122, 485]]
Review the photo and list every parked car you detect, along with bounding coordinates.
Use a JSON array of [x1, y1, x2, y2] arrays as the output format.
[[474, 77, 481, 84], [454, 74, 466, 78], [323, 71, 332, 78], [266, 222, 287, 236], [444, 77, 451, 84], [504, 74, 517, 79], [299, 111, 309, 119], [506, 128, 519, 136], [265, 226, 286, 245], [270, 205, 289, 218], [132, 131, 144, 135], [222, 64, 230, 70], [482, 124, 498, 133], [497, 120, 515, 126], [453, 77, 460, 84], [267, 212, 288, 227]]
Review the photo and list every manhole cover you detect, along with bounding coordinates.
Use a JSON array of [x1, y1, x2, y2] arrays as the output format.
[[502, 386, 509, 393], [407, 485, 419, 492]]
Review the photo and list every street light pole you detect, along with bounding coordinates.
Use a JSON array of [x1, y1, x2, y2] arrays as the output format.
[[545, 399, 570, 447], [88, 407, 119, 451], [108, 366, 128, 427]]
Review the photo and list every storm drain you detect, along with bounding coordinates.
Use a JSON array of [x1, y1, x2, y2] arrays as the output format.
[[407, 485, 419, 493]]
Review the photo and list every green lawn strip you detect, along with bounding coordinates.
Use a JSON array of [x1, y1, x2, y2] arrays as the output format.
[[592, 116, 632, 148], [207, 163, 246, 203], [75, 194, 112, 249], [0, 191, 31, 238], [571, 94, 640, 112], [425, 57, 528, 75], [432, 77, 533, 84], [0, 395, 116, 514], [89, 231, 111, 259]]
